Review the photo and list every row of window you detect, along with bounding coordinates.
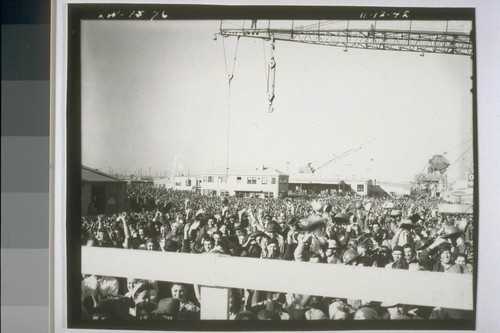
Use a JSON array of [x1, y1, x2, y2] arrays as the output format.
[[197, 176, 289, 185], [238, 176, 287, 185]]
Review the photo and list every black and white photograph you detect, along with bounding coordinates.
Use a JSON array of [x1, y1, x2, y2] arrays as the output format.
[[60, 2, 477, 331]]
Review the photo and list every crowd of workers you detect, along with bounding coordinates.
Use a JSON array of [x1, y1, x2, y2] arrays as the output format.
[[81, 186, 474, 321]]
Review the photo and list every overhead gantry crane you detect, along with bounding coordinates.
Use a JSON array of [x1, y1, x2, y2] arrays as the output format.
[[217, 19, 474, 112]]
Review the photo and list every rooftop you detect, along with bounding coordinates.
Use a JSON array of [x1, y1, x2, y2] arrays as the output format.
[[202, 166, 287, 177], [82, 165, 126, 183]]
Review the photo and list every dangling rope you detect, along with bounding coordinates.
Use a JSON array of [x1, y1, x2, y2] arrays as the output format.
[[266, 35, 276, 113], [221, 36, 240, 177], [263, 39, 268, 89]]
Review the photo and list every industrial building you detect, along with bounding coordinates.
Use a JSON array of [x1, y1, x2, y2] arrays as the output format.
[[200, 167, 289, 198], [81, 166, 128, 216], [288, 174, 373, 197]]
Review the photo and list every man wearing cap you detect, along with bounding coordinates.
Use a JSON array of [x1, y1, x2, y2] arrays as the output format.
[[385, 246, 405, 269]]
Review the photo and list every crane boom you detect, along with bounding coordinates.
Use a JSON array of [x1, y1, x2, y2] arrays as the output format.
[[220, 20, 473, 56], [315, 146, 360, 172]]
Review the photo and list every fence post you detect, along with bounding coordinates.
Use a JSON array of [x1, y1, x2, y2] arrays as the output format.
[[200, 286, 230, 320]]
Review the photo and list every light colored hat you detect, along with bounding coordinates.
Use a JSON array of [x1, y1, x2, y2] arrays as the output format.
[[390, 209, 402, 217], [353, 307, 380, 320], [327, 239, 340, 249], [305, 308, 328, 320], [311, 201, 324, 212]]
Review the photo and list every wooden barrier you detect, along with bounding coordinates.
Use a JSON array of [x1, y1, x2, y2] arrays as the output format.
[[82, 246, 473, 318]]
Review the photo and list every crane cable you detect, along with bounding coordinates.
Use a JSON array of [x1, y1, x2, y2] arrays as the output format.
[[443, 145, 473, 173], [221, 35, 240, 177]]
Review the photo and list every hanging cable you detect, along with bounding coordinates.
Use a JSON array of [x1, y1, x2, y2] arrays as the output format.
[[448, 145, 473, 168], [442, 138, 472, 155], [221, 36, 240, 177], [226, 80, 231, 178], [262, 39, 268, 88], [222, 36, 228, 74], [267, 35, 276, 113]]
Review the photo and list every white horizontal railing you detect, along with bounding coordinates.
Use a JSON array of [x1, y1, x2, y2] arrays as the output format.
[[82, 246, 473, 318]]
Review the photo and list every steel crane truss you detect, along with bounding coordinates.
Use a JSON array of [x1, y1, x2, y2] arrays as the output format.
[[220, 28, 473, 56]]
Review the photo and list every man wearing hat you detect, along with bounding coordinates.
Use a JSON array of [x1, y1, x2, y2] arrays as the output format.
[[325, 239, 343, 264], [380, 301, 415, 320], [263, 221, 286, 254], [263, 238, 282, 260], [151, 298, 180, 320], [391, 216, 415, 249]]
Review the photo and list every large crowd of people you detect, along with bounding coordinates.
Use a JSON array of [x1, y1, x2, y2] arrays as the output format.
[[81, 185, 474, 321]]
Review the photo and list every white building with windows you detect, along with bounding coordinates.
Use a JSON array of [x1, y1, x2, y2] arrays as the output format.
[[200, 167, 289, 198], [348, 180, 372, 196], [288, 174, 372, 196], [173, 176, 202, 192], [153, 177, 174, 189]]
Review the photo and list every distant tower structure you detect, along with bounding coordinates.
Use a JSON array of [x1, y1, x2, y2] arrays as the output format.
[[428, 155, 450, 175]]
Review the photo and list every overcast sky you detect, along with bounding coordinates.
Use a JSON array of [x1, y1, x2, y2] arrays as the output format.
[[81, 19, 473, 182]]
